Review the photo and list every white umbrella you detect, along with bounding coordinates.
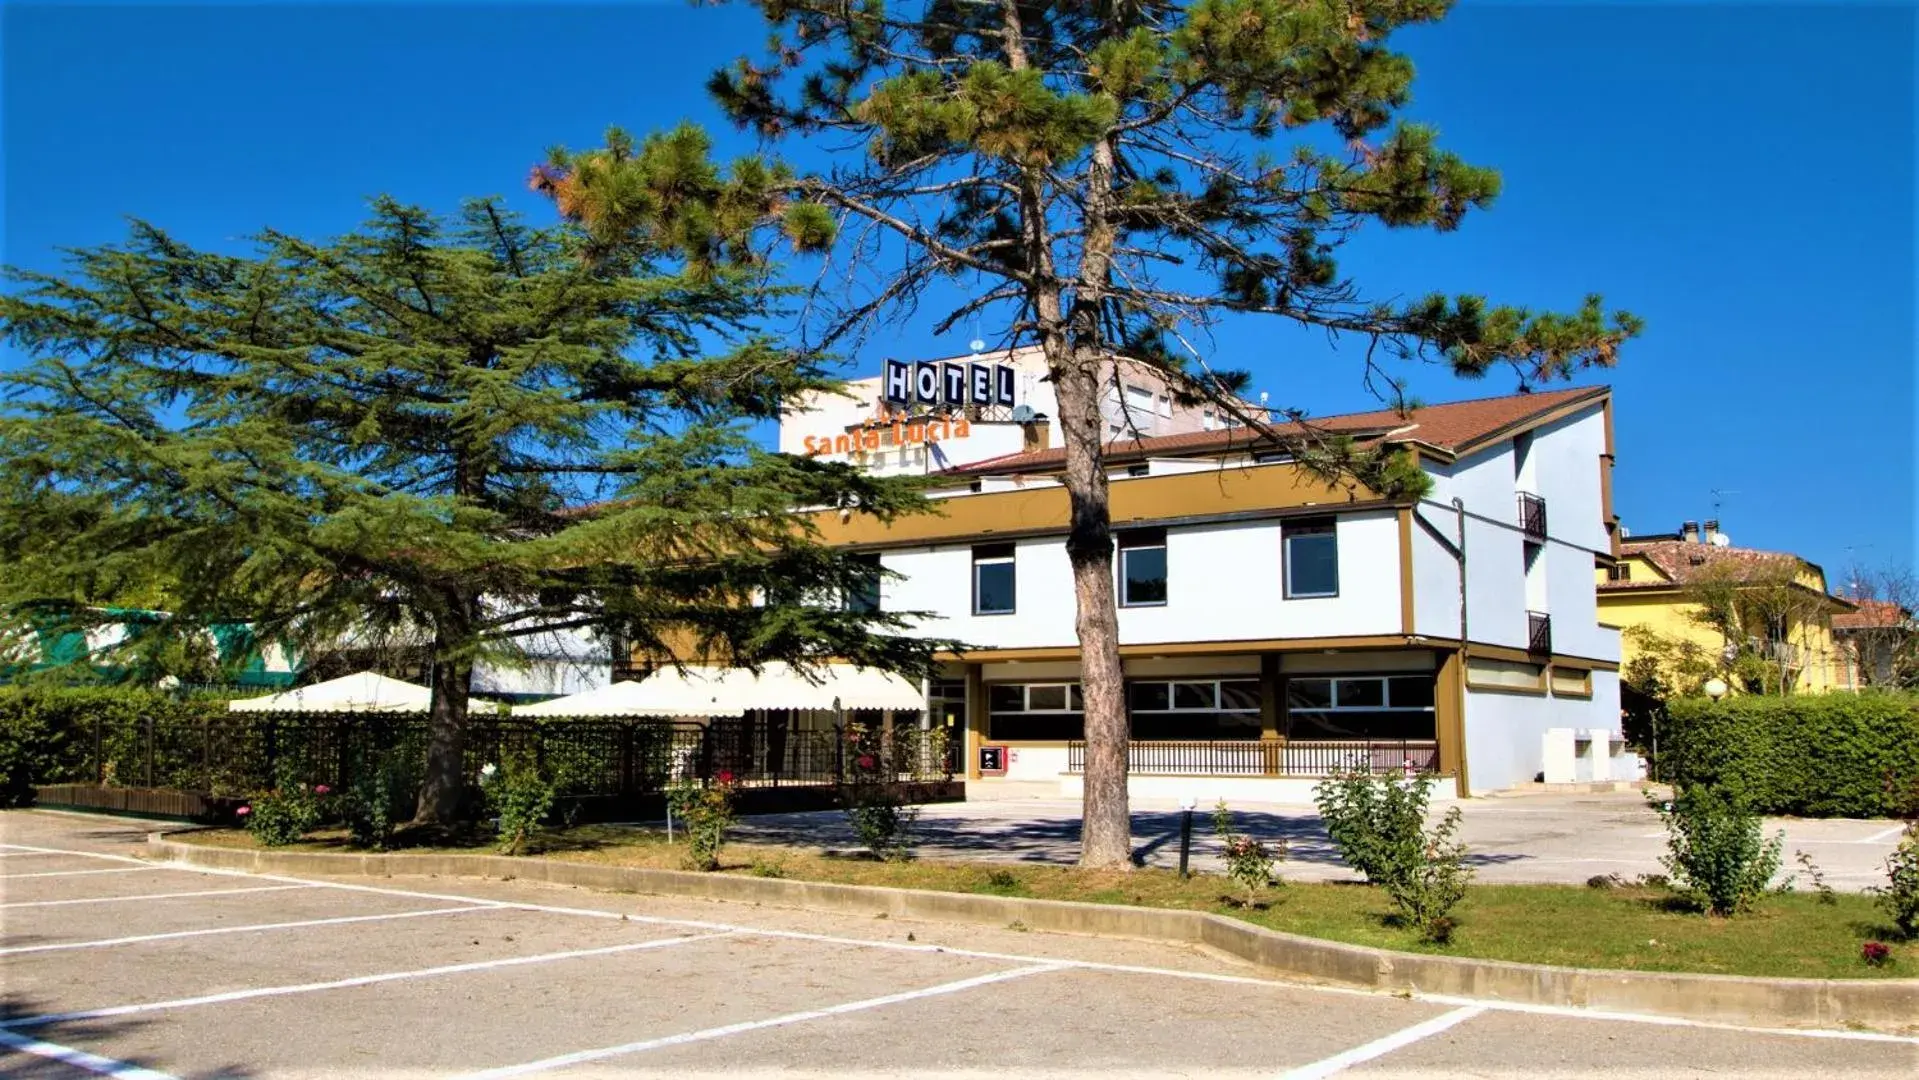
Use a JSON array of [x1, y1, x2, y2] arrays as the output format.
[[512, 662, 923, 717], [227, 671, 431, 713]]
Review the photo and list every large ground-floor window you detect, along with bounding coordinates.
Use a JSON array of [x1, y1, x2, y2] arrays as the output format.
[[1285, 674, 1435, 740], [1128, 679, 1261, 739]]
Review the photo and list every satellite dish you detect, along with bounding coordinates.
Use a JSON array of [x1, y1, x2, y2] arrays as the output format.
[[968, 338, 986, 356], [1010, 404, 1036, 422], [1710, 532, 1731, 547]]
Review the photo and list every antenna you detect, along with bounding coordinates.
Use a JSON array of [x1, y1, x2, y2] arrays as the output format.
[[1710, 488, 1739, 520]]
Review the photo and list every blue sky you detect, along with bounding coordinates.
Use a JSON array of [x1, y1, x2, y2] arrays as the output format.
[[4, 2, 1913, 579]]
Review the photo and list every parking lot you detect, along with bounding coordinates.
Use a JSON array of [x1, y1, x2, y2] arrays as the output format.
[[3, 811, 1915, 1079]]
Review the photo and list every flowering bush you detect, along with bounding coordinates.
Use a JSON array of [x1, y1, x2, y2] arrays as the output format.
[[1212, 800, 1283, 907], [667, 771, 737, 871], [1862, 941, 1892, 968], [840, 722, 918, 861], [242, 766, 323, 847], [1380, 805, 1473, 943], [1872, 821, 1919, 939], [480, 760, 556, 856]]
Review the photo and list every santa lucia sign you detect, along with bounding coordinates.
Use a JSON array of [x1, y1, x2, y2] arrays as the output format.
[[798, 358, 1018, 457]]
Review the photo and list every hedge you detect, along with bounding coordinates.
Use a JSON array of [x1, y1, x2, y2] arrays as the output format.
[[0, 686, 231, 807], [1662, 692, 1919, 818]]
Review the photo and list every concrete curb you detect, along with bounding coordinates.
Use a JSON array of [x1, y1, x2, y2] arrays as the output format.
[[149, 834, 1919, 1035]]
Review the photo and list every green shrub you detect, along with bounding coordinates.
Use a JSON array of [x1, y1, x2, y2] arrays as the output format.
[[1662, 693, 1919, 817], [666, 772, 737, 871], [1652, 785, 1785, 916], [1212, 800, 1283, 907], [1381, 805, 1473, 943], [343, 753, 418, 850], [480, 760, 557, 856], [839, 722, 919, 860], [241, 765, 324, 847], [1874, 822, 1919, 939], [1313, 765, 1432, 886]]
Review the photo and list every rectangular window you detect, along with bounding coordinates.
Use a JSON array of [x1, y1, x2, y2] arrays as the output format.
[[1118, 528, 1168, 607], [1283, 518, 1339, 598], [845, 553, 882, 614], [1128, 678, 1262, 740], [1284, 674, 1437, 741], [987, 681, 1084, 740], [973, 543, 1016, 615], [1125, 463, 1150, 477]]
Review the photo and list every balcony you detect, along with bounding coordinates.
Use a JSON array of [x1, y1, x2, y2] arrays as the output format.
[[1517, 491, 1548, 540], [1527, 610, 1553, 655]]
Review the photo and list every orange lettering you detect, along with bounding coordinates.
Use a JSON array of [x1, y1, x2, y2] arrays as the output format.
[[862, 427, 881, 451], [803, 435, 819, 455], [954, 418, 971, 438], [907, 423, 926, 444], [834, 433, 851, 454]]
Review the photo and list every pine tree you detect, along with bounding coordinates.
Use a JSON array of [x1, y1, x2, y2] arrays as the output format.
[[538, 0, 1642, 867], [0, 194, 934, 825]]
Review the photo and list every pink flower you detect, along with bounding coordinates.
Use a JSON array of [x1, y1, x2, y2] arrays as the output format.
[[1863, 941, 1892, 966], [856, 754, 877, 770], [236, 806, 251, 817], [716, 770, 735, 785], [314, 785, 331, 796]]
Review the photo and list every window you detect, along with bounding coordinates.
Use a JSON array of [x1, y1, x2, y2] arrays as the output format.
[[1605, 562, 1632, 582], [1125, 463, 1150, 477], [1253, 450, 1294, 464], [1285, 675, 1436, 740], [1283, 518, 1339, 598], [845, 553, 882, 614], [1118, 528, 1167, 607], [987, 681, 1084, 740], [973, 543, 1016, 615], [1128, 678, 1262, 740]]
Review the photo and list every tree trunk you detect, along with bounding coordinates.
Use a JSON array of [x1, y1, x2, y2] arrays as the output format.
[[414, 613, 475, 825], [1051, 351, 1133, 869]]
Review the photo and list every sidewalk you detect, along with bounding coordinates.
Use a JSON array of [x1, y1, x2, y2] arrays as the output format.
[[726, 789, 1907, 890]]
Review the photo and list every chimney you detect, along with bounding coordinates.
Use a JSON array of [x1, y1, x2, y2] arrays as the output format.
[[1681, 520, 1700, 543]]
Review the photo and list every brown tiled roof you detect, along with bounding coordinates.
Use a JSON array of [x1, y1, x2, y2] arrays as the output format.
[[944, 385, 1609, 477], [1832, 599, 1909, 631], [1599, 539, 1841, 599]]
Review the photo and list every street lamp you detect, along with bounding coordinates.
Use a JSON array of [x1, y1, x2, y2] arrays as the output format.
[[1703, 677, 1728, 701]]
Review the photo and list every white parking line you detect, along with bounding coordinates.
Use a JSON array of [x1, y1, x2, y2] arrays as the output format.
[[0, 850, 65, 858], [1861, 825, 1908, 844], [0, 884, 313, 909], [8, 840, 1919, 1046], [458, 963, 1065, 1078], [1281, 1005, 1486, 1078], [1, 932, 731, 1030], [0, 1027, 179, 1080], [4, 866, 161, 879], [0, 904, 487, 955]]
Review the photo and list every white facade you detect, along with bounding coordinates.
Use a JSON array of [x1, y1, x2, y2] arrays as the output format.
[[786, 380, 1625, 799]]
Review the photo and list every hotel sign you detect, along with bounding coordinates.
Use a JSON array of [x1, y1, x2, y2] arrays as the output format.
[[883, 359, 1016, 409]]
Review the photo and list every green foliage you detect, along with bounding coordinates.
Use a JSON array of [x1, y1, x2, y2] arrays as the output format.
[[839, 721, 919, 860], [343, 752, 419, 851], [667, 773, 738, 871], [1312, 765, 1432, 885], [1874, 822, 1919, 939], [1211, 800, 1283, 907], [1662, 693, 1919, 818], [1381, 805, 1472, 944], [480, 760, 558, 856], [1651, 786, 1785, 917], [242, 765, 324, 848], [0, 197, 944, 825]]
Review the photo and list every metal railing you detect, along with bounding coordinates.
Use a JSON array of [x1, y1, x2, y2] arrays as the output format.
[[1518, 491, 1548, 539], [1528, 611, 1553, 655], [1066, 739, 1440, 777], [57, 711, 955, 800]]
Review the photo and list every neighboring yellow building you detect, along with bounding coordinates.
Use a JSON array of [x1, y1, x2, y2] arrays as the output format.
[[1597, 522, 1853, 694]]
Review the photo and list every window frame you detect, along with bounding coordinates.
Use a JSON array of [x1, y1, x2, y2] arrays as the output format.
[[972, 543, 1017, 616], [1117, 528, 1169, 608], [844, 553, 883, 614], [1282, 518, 1340, 599]]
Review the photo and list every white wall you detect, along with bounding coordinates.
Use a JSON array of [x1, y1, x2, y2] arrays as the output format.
[[1410, 507, 1463, 640], [883, 510, 1405, 651], [1462, 668, 1620, 794], [1527, 408, 1610, 553]]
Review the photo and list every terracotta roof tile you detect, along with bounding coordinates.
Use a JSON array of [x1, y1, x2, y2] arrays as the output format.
[[1832, 599, 1910, 630], [1600, 539, 1821, 593], [944, 385, 1608, 476]]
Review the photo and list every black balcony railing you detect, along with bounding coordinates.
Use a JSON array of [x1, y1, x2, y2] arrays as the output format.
[[1066, 739, 1439, 777], [1517, 491, 1548, 540], [1527, 610, 1553, 655]]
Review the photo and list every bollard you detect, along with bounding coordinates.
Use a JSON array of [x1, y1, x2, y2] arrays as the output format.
[[1177, 795, 1198, 878]]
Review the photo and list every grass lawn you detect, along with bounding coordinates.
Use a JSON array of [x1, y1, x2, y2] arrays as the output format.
[[183, 824, 1913, 981]]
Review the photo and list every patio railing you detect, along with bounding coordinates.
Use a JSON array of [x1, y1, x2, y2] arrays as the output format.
[[1066, 739, 1439, 778]]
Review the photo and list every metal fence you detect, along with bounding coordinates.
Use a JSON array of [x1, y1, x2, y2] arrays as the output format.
[[62, 712, 956, 800], [1066, 739, 1440, 777]]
